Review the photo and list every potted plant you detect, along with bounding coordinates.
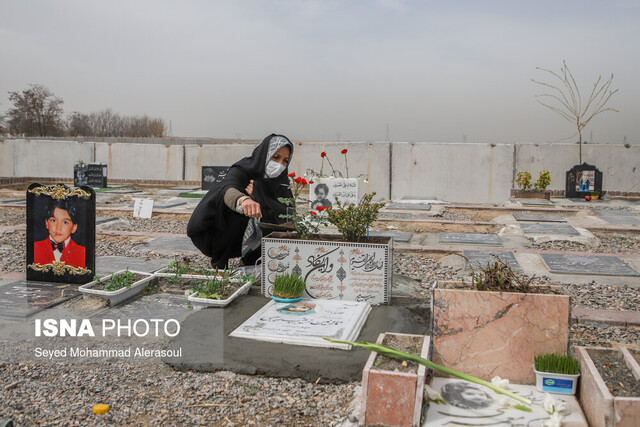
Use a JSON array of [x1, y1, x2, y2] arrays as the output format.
[[263, 171, 391, 304], [79, 269, 154, 306], [533, 352, 580, 395], [431, 256, 570, 383], [187, 273, 256, 310], [511, 170, 552, 200], [272, 272, 306, 302], [591, 190, 600, 200], [575, 346, 640, 427]]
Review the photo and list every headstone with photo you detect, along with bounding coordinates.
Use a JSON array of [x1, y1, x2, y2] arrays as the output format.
[[309, 178, 358, 210], [74, 163, 108, 188], [565, 162, 602, 198], [26, 183, 96, 284], [133, 198, 154, 219], [201, 166, 230, 190]]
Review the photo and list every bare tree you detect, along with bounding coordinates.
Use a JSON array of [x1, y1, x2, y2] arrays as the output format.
[[532, 61, 618, 163], [6, 84, 65, 136]]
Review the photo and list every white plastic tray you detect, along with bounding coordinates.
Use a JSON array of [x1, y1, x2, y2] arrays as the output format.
[[79, 270, 154, 306], [188, 280, 252, 310]]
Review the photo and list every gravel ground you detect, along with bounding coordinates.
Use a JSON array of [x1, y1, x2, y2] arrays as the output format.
[[528, 232, 640, 253], [2, 206, 639, 425]]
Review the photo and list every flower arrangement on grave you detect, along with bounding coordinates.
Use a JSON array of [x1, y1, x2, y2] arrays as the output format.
[[277, 172, 330, 239], [306, 148, 367, 180]]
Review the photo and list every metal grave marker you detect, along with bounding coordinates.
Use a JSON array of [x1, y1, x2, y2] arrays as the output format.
[[438, 233, 502, 246], [230, 299, 371, 350], [540, 253, 640, 276], [463, 250, 521, 271], [519, 223, 580, 235]]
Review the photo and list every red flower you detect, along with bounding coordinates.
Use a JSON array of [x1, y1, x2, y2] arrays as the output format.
[[301, 178, 307, 185], [341, 148, 348, 154], [288, 172, 296, 177], [321, 152, 326, 158], [310, 211, 317, 215], [294, 177, 302, 184], [309, 180, 314, 184], [316, 206, 324, 211]]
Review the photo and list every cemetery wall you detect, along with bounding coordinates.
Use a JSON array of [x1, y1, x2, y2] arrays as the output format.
[[1, 138, 639, 203]]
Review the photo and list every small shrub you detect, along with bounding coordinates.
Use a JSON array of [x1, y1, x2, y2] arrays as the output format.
[[465, 255, 535, 293], [515, 171, 532, 190], [326, 192, 385, 242], [534, 353, 579, 375], [273, 273, 306, 299], [534, 170, 551, 192]]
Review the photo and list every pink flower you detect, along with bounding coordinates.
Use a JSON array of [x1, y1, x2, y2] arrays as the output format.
[[341, 148, 348, 154]]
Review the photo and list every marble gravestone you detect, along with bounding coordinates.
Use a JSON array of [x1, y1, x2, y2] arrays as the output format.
[[519, 223, 580, 236], [540, 253, 640, 277], [386, 202, 431, 211], [438, 233, 502, 246], [463, 250, 521, 271], [0, 280, 80, 318], [132, 198, 154, 219], [74, 163, 108, 188], [230, 299, 371, 350], [513, 212, 566, 223], [309, 178, 358, 209], [424, 378, 588, 426]]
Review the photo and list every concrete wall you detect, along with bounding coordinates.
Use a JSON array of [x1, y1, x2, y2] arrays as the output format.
[[1, 137, 639, 202]]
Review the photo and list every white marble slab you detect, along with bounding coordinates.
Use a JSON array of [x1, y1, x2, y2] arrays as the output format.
[[424, 377, 588, 426], [230, 299, 371, 350], [133, 198, 154, 218]]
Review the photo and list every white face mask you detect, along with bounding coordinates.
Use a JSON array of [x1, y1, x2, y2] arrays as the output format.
[[265, 160, 286, 178]]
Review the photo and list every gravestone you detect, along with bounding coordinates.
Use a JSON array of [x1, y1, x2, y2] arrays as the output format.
[[463, 250, 521, 271], [96, 216, 118, 225], [0, 280, 80, 318], [26, 183, 96, 284], [230, 299, 371, 349], [438, 233, 502, 246], [368, 230, 413, 243], [540, 253, 640, 276], [91, 292, 190, 329], [309, 178, 358, 209], [565, 162, 602, 198], [153, 201, 187, 209], [0, 198, 24, 204], [96, 256, 172, 275], [513, 212, 566, 222], [201, 166, 230, 190], [596, 209, 640, 226], [132, 198, 154, 218], [519, 223, 580, 236], [518, 198, 554, 206], [386, 202, 431, 211], [425, 378, 588, 426], [131, 236, 198, 254], [74, 163, 107, 188]]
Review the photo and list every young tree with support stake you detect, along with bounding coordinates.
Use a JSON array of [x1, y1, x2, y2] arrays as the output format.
[[532, 61, 619, 163]]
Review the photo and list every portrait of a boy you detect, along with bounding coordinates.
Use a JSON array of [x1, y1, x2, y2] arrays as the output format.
[[33, 198, 86, 268]]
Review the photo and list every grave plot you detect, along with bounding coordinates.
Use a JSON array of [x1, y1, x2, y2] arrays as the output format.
[[438, 233, 502, 246], [230, 299, 371, 350], [0, 280, 80, 318], [596, 209, 640, 226], [91, 292, 190, 330], [96, 256, 172, 275], [152, 201, 187, 209], [385, 202, 431, 211], [462, 250, 521, 271], [96, 216, 118, 225], [131, 236, 199, 254], [517, 198, 554, 206], [368, 230, 413, 243], [513, 212, 566, 222], [540, 253, 640, 277], [519, 223, 580, 236]]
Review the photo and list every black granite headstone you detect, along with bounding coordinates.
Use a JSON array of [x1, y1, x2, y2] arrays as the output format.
[[463, 250, 521, 271], [74, 163, 107, 188], [565, 163, 602, 198], [201, 166, 230, 190], [26, 183, 96, 284]]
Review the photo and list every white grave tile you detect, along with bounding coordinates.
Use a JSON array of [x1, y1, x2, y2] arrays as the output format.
[[438, 233, 502, 246], [133, 198, 154, 219], [424, 377, 587, 426], [230, 299, 371, 350]]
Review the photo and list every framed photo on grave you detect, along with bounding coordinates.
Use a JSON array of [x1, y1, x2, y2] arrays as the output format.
[[26, 183, 96, 284], [74, 163, 107, 188], [201, 166, 230, 190], [309, 178, 358, 210], [565, 163, 602, 198]]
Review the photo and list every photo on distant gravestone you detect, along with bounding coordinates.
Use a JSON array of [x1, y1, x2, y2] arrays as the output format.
[[201, 166, 230, 190], [565, 163, 602, 198], [26, 183, 96, 284]]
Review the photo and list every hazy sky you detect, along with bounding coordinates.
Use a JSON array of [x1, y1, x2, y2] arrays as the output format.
[[1, 1, 639, 143]]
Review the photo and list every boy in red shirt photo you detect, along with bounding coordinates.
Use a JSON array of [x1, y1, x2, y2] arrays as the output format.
[[33, 199, 86, 268]]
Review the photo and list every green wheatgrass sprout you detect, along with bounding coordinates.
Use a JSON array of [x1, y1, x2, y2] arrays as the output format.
[[534, 353, 579, 375], [273, 273, 306, 299], [323, 338, 532, 408]]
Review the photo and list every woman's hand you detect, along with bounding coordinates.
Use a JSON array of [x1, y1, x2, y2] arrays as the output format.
[[241, 198, 262, 218], [245, 180, 254, 199]]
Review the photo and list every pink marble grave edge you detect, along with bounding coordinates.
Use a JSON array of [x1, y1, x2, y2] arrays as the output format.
[[431, 286, 570, 383]]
